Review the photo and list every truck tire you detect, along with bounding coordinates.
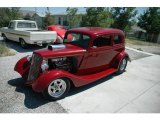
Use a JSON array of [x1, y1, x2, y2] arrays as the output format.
[[43, 78, 70, 100], [116, 57, 128, 74], [20, 39, 28, 49], [2, 34, 8, 42], [42, 43, 48, 47]]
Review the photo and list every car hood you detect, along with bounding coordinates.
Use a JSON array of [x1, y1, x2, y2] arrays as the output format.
[[34, 44, 86, 58]]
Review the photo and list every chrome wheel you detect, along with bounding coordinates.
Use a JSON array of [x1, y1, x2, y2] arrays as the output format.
[[48, 79, 67, 98], [120, 58, 127, 71]]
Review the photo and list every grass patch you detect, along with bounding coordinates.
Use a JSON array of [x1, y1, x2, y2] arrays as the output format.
[[126, 37, 160, 47], [0, 42, 15, 57]]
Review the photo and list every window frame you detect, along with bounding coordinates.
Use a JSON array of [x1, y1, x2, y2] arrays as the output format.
[[8, 22, 14, 29], [113, 34, 123, 45], [63, 32, 91, 49], [92, 34, 113, 49], [17, 22, 36, 28]]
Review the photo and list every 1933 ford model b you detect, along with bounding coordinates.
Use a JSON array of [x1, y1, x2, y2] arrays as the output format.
[[14, 27, 130, 100]]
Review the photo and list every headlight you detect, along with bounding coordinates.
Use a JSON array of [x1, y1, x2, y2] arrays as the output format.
[[26, 55, 32, 62], [41, 60, 49, 72]]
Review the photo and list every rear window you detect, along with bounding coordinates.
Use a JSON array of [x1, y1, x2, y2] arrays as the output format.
[[114, 34, 122, 44], [17, 22, 36, 28], [93, 35, 112, 47]]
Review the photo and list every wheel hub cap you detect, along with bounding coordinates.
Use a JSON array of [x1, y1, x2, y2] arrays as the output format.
[[48, 79, 67, 98], [120, 59, 127, 71]]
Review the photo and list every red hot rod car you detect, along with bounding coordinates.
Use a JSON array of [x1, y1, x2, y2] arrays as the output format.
[[14, 27, 130, 100]]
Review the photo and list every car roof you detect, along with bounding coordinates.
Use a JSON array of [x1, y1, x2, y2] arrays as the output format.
[[67, 27, 124, 36], [11, 20, 36, 23]]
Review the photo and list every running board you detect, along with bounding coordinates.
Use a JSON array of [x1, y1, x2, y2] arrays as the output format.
[[73, 68, 117, 87]]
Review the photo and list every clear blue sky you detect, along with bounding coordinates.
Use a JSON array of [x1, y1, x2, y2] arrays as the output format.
[[21, 7, 147, 15]]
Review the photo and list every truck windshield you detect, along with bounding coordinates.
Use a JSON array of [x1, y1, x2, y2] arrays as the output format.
[[17, 22, 36, 28], [63, 33, 90, 49]]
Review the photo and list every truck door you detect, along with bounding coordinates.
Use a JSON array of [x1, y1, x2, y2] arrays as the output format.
[[84, 34, 115, 74], [7, 21, 17, 41]]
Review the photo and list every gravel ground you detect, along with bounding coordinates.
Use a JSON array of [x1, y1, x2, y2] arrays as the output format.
[[126, 44, 160, 55], [0, 53, 66, 113], [0, 40, 152, 113], [126, 48, 151, 60]]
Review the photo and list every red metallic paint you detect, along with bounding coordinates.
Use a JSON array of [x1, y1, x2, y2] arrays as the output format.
[[47, 25, 73, 43], [32, 68, 117, 92], [14, 27, 130, 93], [34, 44, 86, 58], [14, 57, 30, 80]]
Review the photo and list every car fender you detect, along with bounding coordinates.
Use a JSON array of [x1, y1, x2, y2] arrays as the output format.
[[14, 56, 30, 80], [113, 50, 131, 69], [32, 69, 104, 93], [32, 70, 69, 92]]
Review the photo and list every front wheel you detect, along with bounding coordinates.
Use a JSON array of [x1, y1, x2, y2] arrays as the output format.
[[43, 78, 70, 100], [116, 57, 128, 74], [20, 39, 28, 48]]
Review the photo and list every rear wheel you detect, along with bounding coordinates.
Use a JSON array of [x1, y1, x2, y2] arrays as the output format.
[[20, 39, 28, 48], [43, 78, 70, 100], [2, 34, 8, 42], [117, 57, 128, 74]]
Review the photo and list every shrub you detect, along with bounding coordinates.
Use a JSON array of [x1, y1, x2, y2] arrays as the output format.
[[0, 42, 15, 57]]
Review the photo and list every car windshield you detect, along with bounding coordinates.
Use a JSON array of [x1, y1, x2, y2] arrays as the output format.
[[63, 33, 90, 49]]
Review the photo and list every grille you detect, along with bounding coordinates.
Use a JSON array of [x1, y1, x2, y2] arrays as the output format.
[[28, 53, 43, 81]]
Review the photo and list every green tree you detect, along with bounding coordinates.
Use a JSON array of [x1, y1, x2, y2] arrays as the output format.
[[66, 7, 79, 28], [138, 7, 160, 42], [81, 7, 113, 28], [0, 7, 22, 27], [24, 13, 32, 20], [10, 7, 22, 20], [43, 7, 54, 28], [111, 7, 137, 32], [0, 8, 11, 27]]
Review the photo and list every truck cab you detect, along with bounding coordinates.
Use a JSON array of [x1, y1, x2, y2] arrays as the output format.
[[8, 20, 38, 31]]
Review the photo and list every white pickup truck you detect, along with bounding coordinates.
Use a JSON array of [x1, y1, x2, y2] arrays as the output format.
[[0, 20, 57, 48]]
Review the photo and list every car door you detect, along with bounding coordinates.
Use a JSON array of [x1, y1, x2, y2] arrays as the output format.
[[6, 22, 15, 40], [84, 34, 115, 74], [112, 34, 125, 56]]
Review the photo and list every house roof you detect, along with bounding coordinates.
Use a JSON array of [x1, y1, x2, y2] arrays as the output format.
[[33, 13, 46, 17], [52, 11, 86, 16], [131, 25, 146, 32]]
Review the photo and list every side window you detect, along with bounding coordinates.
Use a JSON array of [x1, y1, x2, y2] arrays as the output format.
[[17, 22, 36, 28], [8, 22, 14, 29], [93, 35, 111, 47], [114, 34, 122, 44]]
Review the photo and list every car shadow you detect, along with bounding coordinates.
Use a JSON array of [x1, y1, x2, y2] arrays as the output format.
[[8, 78, 51, 109], [4, 40, 45, 53], [8, 73, 117, 109]]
